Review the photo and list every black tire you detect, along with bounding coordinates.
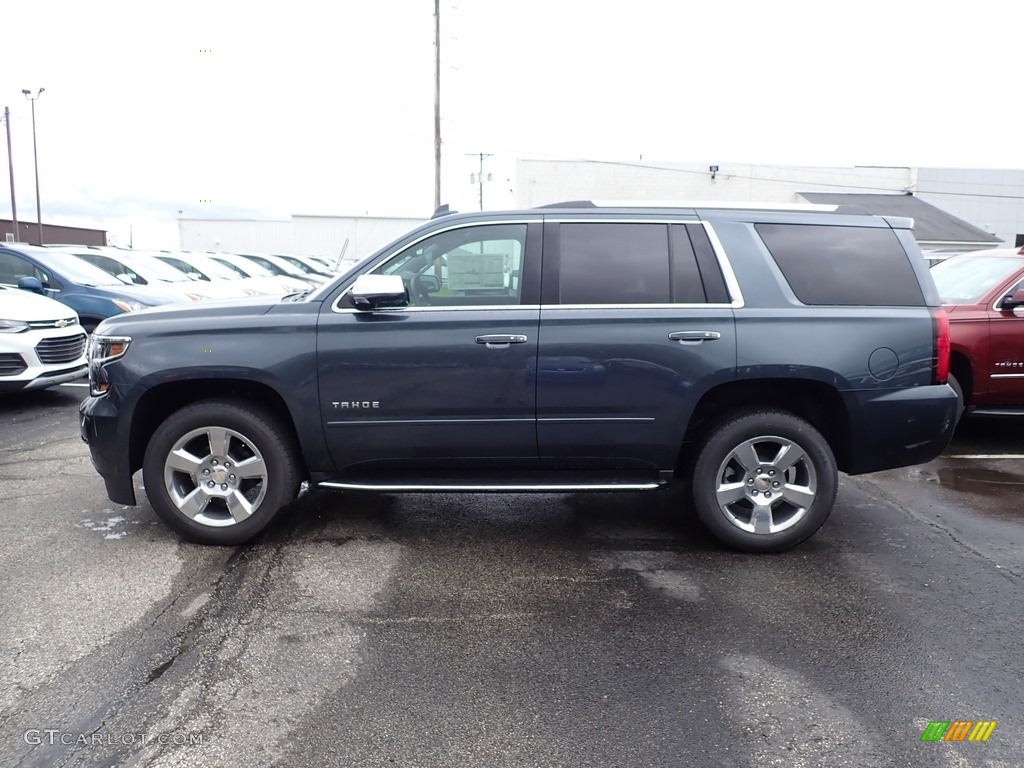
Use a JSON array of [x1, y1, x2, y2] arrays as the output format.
[[142, 400, 301, 545], [947, 373, 965, 426], [80, 318, 101, 334], [691, 410, 837, 553]]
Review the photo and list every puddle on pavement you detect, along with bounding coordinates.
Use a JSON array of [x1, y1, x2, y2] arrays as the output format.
[[919, 464, 1024, 521]]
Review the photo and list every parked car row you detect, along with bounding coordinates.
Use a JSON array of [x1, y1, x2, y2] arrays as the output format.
[[0, 243, 340, 392], [0, 242, 338, 333]]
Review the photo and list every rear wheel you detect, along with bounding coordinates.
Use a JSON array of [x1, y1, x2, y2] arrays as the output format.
[[142, 400, 301, 545], [691, 410, 837, 552]]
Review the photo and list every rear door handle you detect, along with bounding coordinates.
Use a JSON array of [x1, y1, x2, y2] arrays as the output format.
[[475, 334, 528, 348], [668, 331, 721, 343]]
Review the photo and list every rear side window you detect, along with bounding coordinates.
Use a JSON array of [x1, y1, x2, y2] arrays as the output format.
[[756, 223, 925, 306], [559, 223, 671, 304]]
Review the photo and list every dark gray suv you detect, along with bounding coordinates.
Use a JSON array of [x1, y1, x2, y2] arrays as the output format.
[[80, 202, 957, 551]]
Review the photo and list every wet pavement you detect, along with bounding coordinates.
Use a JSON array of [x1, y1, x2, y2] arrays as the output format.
[[0, 386, 1022, 767]]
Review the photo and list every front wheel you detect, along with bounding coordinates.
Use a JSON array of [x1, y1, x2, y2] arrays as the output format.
[[142, 400, 301, 545], [691, 410, 838, 553]]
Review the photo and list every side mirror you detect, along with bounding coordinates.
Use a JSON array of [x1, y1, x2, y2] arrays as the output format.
[[350, 274, 409, 310], [999, 289, 1024, 311], [17, 276, 44, 294], [187, 271, 206, 281], [115, 273, 135, 285], [415, 274, 441, 294]]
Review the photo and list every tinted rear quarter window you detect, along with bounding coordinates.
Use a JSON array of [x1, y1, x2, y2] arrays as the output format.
[[559, 223, 671, 304], [756, 223, 924, 306]]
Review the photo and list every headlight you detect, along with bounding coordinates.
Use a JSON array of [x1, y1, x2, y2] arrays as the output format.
[[242, 288, 258, 296], [0, 318, 29, 333], [88, 334, 132, 397], [184, 293, 204, 302], [111, 299, 144, 313]]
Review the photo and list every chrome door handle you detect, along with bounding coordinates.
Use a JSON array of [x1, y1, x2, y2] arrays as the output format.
[[668, 331, 721, 343], [475, 334, 528, 349]]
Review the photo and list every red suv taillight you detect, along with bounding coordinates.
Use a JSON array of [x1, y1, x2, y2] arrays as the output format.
[[931, 308, 950, 384]]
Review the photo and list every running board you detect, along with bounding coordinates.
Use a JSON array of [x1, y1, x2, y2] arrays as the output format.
[[318, 480, 663, 492]]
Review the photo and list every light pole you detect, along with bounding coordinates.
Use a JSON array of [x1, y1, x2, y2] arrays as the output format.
[[433, 0, 441, 210], [3, 107, 17, 241], [22, 88, 44, 245]]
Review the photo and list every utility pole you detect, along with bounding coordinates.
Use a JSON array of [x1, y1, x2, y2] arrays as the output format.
[[433, 0, 441, 210], [468, 152, 493, 210], [3, 107, 18, 241], [22, 88, 44, 245]]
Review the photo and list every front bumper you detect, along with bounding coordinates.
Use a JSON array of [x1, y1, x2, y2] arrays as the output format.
[[80, 393, 137, 505], [844, 383, 958, 475]]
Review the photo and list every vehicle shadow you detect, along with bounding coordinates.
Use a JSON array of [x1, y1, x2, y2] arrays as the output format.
[[949, 414, 1023, 455], [271, 483, 727, 554]]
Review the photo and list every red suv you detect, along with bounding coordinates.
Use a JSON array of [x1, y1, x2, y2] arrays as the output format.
[[930, 246, 1024, 421]]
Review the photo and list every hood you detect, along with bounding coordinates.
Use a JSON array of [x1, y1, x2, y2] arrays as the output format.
[[94, 295, 283, 335], [0, 286, 79, 322]]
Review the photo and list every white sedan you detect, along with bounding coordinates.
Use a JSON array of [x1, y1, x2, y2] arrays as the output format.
[[0, 285, 88, 393]]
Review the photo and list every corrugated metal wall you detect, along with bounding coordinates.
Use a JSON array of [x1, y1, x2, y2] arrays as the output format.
[[1, 219, 107, 246]]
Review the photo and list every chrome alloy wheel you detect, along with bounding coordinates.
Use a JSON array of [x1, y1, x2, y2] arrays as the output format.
[[163, 425, 269, 527], [713, 435, 817, 535]]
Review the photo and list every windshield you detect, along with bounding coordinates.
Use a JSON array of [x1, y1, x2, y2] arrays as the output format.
[[38, 253, 127, 287], [283, 256, 329, 275], [930, 256, 1024, 304], [183, 254, 244, 280], [219, 256, 275, 278], [124, 255, 199, 282], [250, 255, 307, 278]]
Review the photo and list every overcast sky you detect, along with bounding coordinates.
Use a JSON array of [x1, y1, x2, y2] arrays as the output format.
[[1, 0, 1022, 248]]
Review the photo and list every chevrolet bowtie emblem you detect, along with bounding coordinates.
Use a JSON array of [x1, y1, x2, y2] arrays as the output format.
[[55, 318, 72, 328]]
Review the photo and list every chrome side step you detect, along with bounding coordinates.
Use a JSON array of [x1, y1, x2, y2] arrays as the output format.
[[971, 409, 1024, 417], [318, 481, 662, 492]]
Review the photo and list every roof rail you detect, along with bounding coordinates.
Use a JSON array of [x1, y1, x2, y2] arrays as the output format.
[[532, 199, 888, 214]]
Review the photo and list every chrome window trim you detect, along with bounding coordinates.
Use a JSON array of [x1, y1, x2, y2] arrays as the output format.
[[329, 215, 745, 313], [331, 305, 542, 314], [541, 304, 734, 311], [698, 220, 745, 309], [331, 218, 537, 314], [330, 303, 736, 314], [525, 217, 744, 309]]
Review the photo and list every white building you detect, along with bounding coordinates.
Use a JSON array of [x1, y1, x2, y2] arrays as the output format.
[[177, 162, 1024, 259], [514, 159, 1023, 250], [178, 214, 424, 264]]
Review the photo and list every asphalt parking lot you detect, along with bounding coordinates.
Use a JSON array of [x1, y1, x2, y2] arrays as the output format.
[[1, 384, 1022, 767]]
